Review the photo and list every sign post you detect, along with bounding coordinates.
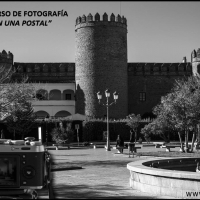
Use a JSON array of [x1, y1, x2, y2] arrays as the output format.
[[38, 127, 42, 143], [75, 124, 80, 146]]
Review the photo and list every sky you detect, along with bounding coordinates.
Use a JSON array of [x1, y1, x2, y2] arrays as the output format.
[[0, 1, 200, 63]]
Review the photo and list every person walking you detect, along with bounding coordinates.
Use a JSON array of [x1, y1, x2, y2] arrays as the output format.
[[129, 129, 135, 157]]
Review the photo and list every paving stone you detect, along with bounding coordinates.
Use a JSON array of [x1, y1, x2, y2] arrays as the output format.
[[42, 147, 175, 199]]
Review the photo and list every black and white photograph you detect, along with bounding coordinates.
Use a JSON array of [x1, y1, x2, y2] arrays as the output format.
[[0, 1, 200, 199]]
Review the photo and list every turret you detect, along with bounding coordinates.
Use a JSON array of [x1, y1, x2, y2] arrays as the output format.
[[75, 12, 127, 27], [0, 50, 13, 65], [191, 48, 200, 76], [75, 13, 128, 119]]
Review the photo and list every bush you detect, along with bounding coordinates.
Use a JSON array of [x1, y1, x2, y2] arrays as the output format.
[[50, 122, 74, 144]]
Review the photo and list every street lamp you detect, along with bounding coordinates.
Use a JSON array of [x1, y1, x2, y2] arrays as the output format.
[[45, 115, 49, 146], [97, 89, 119, 151]]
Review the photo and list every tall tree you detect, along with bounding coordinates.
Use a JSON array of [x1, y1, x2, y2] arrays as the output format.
[[0, 65, 46, 139], [6, 99, 37, 139], [141, 75, 200, 152]]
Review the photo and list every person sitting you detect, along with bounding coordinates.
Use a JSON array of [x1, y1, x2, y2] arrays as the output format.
[[116, 134, 124, 153], [138, 137, 142, 144]]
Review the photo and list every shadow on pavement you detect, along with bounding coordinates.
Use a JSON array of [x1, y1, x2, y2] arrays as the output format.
[[52, 154, 90, 157], [52, 160, 134, 168], [52, 184, 156, 199]]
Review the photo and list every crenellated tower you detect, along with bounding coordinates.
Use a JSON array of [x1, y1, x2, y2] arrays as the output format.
[[191, 48, 200, 76], [75, 13, 128, 119], [0, 49, 13, 65]]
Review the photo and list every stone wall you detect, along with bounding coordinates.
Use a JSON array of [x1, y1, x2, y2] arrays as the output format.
[[127, 158, 200, 199], [12, 62, 75, 83], [128, 62, 192, 116]]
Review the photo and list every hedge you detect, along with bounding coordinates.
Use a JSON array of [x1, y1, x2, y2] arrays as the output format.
[[82, 119, 150, 142], [0, 117, 185, 143], [0, 118, 73, 142]]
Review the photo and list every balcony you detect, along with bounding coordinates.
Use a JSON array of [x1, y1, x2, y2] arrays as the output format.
[[32, 100, 75, 106]]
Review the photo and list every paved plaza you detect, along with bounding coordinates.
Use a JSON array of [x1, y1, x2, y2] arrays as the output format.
[[37, 145, 177, 199]]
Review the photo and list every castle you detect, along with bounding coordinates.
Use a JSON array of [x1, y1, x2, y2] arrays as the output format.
[[1, 13, 199, 119]]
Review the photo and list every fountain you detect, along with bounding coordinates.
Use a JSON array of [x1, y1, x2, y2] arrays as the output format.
[[127, 157, 200, 199]]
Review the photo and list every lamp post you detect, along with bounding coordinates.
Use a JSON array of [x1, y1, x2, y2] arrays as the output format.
[[45, 115, 49, 146], [97, 89, 119, 151]]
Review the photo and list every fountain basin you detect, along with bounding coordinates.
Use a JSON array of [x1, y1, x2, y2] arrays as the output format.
[[127, 157, 200, 199]]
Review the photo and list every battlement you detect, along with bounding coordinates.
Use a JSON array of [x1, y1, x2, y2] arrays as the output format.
[[0, 50, 13, 64], [12, 62, 75, 83], [128, 62, 192, 76], [14, 62, 75, 73], [75, 12, 127, 30]]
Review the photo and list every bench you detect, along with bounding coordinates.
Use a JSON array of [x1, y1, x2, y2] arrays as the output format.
[[112, 146, 128, 153], [112, 146, 141, 155], [161, 145, 182, 152], [53, 143, 70, 150], [89, 143, 96, 148], [155, 144, 162, 148]]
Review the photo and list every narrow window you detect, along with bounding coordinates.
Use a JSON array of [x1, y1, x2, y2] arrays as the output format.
[[66, 94, 71, 100], [139, 92, 146, 102]]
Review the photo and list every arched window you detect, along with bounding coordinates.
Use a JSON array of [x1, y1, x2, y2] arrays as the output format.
[[35, 111, 49, 119], [36, 89, 48, 100], [49, 90, 61, 100], [55, 111, 71, 118]]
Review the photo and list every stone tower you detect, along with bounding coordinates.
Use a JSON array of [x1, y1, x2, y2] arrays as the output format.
[[75, 13, 128, 119], [0, 50, 13, 66], [191, 48, 200, 76]]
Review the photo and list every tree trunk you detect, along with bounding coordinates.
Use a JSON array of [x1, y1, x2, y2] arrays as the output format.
[[197, 124, 200, 144], [161, 133, 169, 144], [185, 129, 189, 153], [134, 129, 137, 144], [178, 131, 184, 152], [190, 132, 196, 153]]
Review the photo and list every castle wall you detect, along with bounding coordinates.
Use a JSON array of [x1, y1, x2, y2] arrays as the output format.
[[75, 13, 128, 119], [1, 25, 198, 120], [13, 62, 75, 83], [128, 62, 192, 116]]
